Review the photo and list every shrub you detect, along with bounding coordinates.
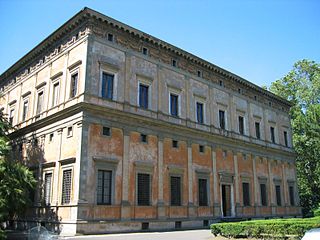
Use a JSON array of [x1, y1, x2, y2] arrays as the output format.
[[211, 217, 320, 239]]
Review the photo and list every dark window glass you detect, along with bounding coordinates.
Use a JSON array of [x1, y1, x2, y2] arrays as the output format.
[[275, 185, 281, 206], [52, 82, 60, 107], [70, 73, 78, 98], [242, 182, 250, 206], [62, 169, 72, 204], [219, 110, 225, 129], [170, 176, 181, 206], [198, 178, 208, 206], [289, 186, 295, 206], [137, 173, 151, 206], [284, 131, 288, 147], [49, 133, 54, 142], [170, 93, 179, 117], [97, 170, 112, 205], [199, 145, 204, 153], [37, 91, 44, 114], [141, 134, 147, 143], [172, 59, 177, 67], [44, 173, 52, 205], [107, 33, 114, 42], [102, 73, 114, 100], [255, 122, 261, 139], [260, 183, 267, 206], [270, 126, 275, 143], [22, 101, 28, 121], [172, 140, 178, 148], [139, 84, 149, 109], [103, 127, 111, 136], [238, 116, 244, 134], [67, 126, 73, 137], [219, 80, 223, 87], [9, 108, 14, 125], [142, 47, 148, 55], [197, 70, 202, 77], [196, 102, 204, 124]]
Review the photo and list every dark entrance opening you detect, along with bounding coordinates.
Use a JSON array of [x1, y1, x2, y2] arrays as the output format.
[[222, 184, 231, 217]]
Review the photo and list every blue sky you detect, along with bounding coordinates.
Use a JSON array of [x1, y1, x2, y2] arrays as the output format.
[[0, 0, 319, 88]]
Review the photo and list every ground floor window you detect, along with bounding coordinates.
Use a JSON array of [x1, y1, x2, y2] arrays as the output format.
[[44, 172, 52, 205], [171, 176, 181, 206], [97, 170, 112, 205], [260, 183, 267, 206], [275, 185, 282, 206], [137, 173, 151, 206], [198, 178, 208, 206], [61, 169, 72, 204], [242, 182, 250, 206]]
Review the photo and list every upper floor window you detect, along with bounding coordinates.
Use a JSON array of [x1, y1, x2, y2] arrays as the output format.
[[97, 170, 112, 205], [238, 116, 244, 135], [284, 131, 288, 147], [170, 93, 179, 117], [9, 108, 15, 125], [102, 72, 114, 100], [107, 33, 114, 42], [139, 84, 149, 109], [70, 72, 78, 99], [219, 110, 226, 130], [22, 100, 28, 121], [142, 47, 148, 55], [270, 126, 275, 143], [137, 173, 151, 206], [52, 82, 60, 107], [197, 70, 202, 78], [171, 59, 177, 67], [255, 122, 261, 140], [36, 91, 44, 115], [196, 102, 204, 124]]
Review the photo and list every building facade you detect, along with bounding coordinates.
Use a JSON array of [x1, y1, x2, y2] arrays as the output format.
[[0, 8, 300, 235]]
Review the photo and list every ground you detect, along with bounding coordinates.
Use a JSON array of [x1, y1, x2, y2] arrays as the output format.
[[61, 230, 252, 240]]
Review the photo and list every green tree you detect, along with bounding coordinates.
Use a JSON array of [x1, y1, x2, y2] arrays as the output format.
[[0, 111, 36, 238], [270, 59, 320, 216]]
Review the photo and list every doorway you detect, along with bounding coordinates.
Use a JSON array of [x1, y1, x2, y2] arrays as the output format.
[[222, 184, 231, 217]]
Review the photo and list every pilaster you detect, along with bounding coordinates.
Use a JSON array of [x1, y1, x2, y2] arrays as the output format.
[[121, 128, 131, 220]]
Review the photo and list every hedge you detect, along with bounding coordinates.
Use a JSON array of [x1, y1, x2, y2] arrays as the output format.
[[211, 216, 320, 239]]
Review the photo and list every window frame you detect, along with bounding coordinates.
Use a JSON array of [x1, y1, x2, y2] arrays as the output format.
[[196, 101, 205, 124], [43, 171, 53, 206], [275, 184, 282, 206], [61, 167, 73, 205], [255, 121, 261, 140], [242, 182, 251, 206], [21, 98, 29, 122], [219, 109, 226, 130], [137, 78, 152, 110], [198, 177, 209, 206], [51, 78, 60, 108], [270, 126, 275, 143], [284, 131, 288, 147], [170, 175, 182, 206], [260, 183, 268, 206], [136, 172, 152, 206], [97, 169, 113, 205], [36, 90, 44, 115], [238, 115, 244, 135], [69, 69, 79, 99]]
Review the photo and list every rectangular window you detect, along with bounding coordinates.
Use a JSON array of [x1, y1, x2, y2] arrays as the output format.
[[107, 33, 114, 42], [172, 59, 177, 67], [238, 116, 244, 135], [260, 183, 267, 206], [52, 82, 60, 107], [61, 169, 72, 204], [36, 91, 44, 115], [284, 131, 288, 147], [44, 172, 52, 205], [102, 126, 111, 136], [102, 72, 114, 100], [275, 185, 281, 206], [219, 110, 225, 129], [170, 93, 179, 117], [139, 84, 149, 109], [9, 108, 14, 125], [142, 47, 148, 55], [70, 72, 78, 98], [67, 126, 73, 137], [97, 170, 112, 205], [270, 126, 275, 143], [198, 178, 208, 206], [196, 102, 204, 124], [199, 145, 204, 153], [137, 173, 151, 206], [197, 70, 202, 78], [22, 100, 28, 121], [289, 186, 295, 206], [172, 140, 178, 148], [255, 122, 261, 139], [242, 182, 250, 206], [170, 176, 181, 206], [141, 134, 147, 143]]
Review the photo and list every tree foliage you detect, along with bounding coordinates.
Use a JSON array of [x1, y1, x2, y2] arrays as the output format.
[[270, 59, 320, 215], [0, 111, 36, 238]]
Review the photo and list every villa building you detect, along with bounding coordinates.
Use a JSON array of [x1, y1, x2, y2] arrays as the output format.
[[0, 8, 300, 235]]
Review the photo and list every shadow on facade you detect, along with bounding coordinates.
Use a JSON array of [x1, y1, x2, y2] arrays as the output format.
[[7, 133, 62, 235]]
